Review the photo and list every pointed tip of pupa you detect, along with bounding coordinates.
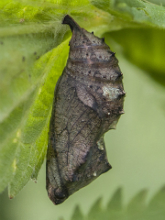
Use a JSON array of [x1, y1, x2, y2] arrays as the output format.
[[62, 15, 80, 32]]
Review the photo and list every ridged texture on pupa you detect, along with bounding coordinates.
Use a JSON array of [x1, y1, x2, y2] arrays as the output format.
[[46, 15, 125, 205]]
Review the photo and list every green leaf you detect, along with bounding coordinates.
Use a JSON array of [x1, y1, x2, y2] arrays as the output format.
[[71, 206, 84, 220], [90, 0, 165, 28], [8, 39, 70, 198], [147, 186, 165, 220], [127, 189, 147, 220], [69, 187, 165, 220], [88, 198, 103, 220], [105, 188, 123, 220], [107, 188, 122, 210]]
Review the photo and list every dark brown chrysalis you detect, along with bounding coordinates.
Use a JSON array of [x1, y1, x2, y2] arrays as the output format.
[[46, 15, 125, 205]]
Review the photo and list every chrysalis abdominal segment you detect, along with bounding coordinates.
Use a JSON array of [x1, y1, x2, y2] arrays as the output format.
[[46, 15, 125, 205]]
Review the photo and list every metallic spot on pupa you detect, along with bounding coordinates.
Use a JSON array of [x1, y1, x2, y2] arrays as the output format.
[[102, 86, 121, 100]]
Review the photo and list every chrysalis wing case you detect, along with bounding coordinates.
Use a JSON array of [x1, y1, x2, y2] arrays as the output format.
[[46, 15, 125, 205]]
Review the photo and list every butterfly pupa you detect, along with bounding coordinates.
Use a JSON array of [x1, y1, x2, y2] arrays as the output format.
[[46, 15, 125, 205]]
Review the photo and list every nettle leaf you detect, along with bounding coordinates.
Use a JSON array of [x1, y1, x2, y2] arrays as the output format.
[[4, 39, 70, 197], [70, 187, 165, 220], [90, 0, 165, 28], [71, 206, 84, 220]]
